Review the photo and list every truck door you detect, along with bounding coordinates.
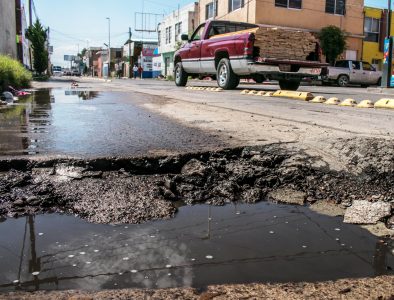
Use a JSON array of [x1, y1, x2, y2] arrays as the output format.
[[182, 24, 205, 73], [349, 61, 363, 83], [362, 62, 379, 84]]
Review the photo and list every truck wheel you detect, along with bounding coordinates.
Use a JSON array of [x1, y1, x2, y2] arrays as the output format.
[[377, 78, 382, 86], [217, 58, 239, 90], [174, 62, 188, 87], [279, 80, 301, 91], [337, 75, 349, 87]]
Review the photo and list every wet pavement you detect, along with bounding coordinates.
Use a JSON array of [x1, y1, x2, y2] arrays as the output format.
[[0, 89, 223, 157], [0, 202, 392, 292]]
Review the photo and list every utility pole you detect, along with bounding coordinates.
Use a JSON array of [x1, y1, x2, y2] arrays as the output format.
[[28, 0, 32, 26], [28, 0, 33, 70], [383, 0, 393, 88], [106, 17, 111, 77], [128, 27, 132, 78]]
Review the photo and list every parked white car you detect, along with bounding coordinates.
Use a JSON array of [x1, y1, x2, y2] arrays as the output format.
[[52, 66, 63, 77], [322, 60, 382, 87]]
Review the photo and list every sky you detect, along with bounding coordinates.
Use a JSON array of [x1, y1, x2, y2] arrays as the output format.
[[24, 0, 391, 66], [28, 0, 194, 66]]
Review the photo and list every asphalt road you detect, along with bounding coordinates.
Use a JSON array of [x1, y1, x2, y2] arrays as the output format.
[[95, 78, 394, 138]]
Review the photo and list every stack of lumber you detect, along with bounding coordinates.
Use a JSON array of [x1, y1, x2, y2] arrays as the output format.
[[253, 26, 317, 61]]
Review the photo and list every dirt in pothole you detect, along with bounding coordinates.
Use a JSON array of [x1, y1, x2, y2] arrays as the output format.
[[0, 138, 393, 226]]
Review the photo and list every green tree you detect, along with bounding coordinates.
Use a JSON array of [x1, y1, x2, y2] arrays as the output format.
[[26, 20, 48, 74], [78, 48, 87, 58], [318, 26, 347, 65]]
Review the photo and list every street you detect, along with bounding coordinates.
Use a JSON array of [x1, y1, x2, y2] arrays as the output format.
[[0, 78, 393, 298]]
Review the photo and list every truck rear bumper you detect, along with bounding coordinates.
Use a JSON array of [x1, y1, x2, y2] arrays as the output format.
[[231, 58, 324, 79]]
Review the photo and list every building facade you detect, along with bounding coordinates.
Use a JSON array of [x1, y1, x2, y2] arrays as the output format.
[[0, 0, 17, 58], [362, 6, 394, 71], [158, 2, 199, 76], [198, 0, 364, 61]]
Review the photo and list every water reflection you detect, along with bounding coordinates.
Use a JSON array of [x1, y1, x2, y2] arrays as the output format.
[[0, 90, 100, 156], [0, 203, 392, 292], [64, 91, 99, 100]]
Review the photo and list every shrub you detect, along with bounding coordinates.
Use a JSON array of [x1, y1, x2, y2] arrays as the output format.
[[0, 55, 32, 92], [319, 26, 347, 65]]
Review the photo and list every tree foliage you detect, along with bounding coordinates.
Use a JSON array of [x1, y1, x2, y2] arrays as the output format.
[[26, 20, 48, 74], [318, 26, 347, 65]]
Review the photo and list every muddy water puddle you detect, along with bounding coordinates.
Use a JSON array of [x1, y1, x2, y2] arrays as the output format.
[[0, 89, 222, 157], [0, 202, 392, 292]]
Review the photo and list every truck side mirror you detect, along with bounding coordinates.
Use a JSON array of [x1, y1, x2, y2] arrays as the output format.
[[181, 34, 189, 41]]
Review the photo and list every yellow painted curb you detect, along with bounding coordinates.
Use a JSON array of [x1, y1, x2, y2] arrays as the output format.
[[241, 90, 250, 95], [339, 98, 358, 107], [212, 87, 223, 92], [324, 97, 341, 105], [255, 91, 266, 96], [273, 90, 314, 101], [374, 98, 394, 109], [263, 92, 275, 97], [357, 100, 374, 108], [310, 96, 326, 103], [248, 90, 257, 95]]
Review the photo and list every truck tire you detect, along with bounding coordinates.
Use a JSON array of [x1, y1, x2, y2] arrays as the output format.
[[337, 75, 349, 87], [279, 80, 301, 91], [377, 78, 382, 86], [174, 62, 188, 87], [217, 58, 239, 90]]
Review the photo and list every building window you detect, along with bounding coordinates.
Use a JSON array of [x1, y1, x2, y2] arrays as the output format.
[[275, 0, 302, 9], [175, 22, 182, 40], [228, 0, 244, 13], [168, 26, 172, 44], [158, 30, 161, 46], [206, 1, 218, 19], [364, 17, 380, 43], [326, 0, 346, 15], [165, 28, 169, 44]]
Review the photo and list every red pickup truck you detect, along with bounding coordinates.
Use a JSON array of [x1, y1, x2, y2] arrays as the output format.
[[174, 20, 327, 91]]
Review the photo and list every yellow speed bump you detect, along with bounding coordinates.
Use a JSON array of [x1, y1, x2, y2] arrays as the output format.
[[310, 96, 326, 103], [357, 100, 374, 108], [273, 90, 314, 101], [374, 98, 394, 109], [263, 92, 275, 97], [212, 87, 223, 92], [339, 98, 358, 107], [255, 91, 266, 96], [248, 90, 257, 95], [324, 97, 341, 105], [241, 90, 250, 95]]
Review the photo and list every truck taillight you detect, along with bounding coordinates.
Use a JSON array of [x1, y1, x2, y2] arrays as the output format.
[[244, 35, 254, 56]]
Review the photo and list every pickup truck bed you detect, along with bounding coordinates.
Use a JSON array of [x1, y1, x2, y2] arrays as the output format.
[[174, 20, 327, 90]]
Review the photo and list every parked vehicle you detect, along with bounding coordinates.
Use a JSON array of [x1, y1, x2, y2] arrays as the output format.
[[63, 69, 72, 76], [322, 60, 382, 87], [52, 66, 63, 77], [173, 20, 327, 90], [72, 69, 81, 76]]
